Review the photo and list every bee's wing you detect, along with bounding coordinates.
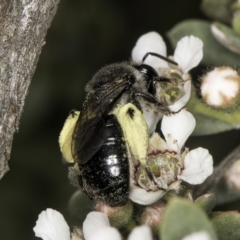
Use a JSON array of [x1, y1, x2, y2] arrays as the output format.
[[73, 79, 129, 165]]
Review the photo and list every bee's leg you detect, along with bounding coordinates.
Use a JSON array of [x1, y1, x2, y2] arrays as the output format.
[[154, 76, 172, 83], [133, 91, 161, 105], [132, 91, 169, 113], [128, 93, 142, 111]]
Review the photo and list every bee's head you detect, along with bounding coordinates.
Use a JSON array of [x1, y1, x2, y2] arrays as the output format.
[[133, 64, 158, 95], [133, 52, 178, 95]]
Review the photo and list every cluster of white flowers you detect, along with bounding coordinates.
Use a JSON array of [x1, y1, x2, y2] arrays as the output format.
[[129, 108, 213, 205], [34, 209, 211, 240], [34, 32, 215, 240], [129, 32, 212, 205]]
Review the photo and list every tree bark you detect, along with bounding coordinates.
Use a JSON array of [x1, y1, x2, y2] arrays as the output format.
[[0, 0, 60, 179]]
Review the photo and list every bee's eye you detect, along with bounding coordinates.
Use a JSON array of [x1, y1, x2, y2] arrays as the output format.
[[134, 64, 158, 79], [134, 64, 158, 94]]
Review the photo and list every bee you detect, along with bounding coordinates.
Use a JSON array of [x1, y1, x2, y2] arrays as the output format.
[[59, 53, 178, 207]]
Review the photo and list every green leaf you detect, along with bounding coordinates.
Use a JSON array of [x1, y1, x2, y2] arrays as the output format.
[[168, 20, 240, 65], [161, 198, 217, 240], [68, 190, 94, 226], [201, 0, 233, 24], [195, 193, 216, 214], [192, 113, 234, 136], [212, 211, 240, 240], [212, 22, 240, 54], [233, 11, 240, 36]]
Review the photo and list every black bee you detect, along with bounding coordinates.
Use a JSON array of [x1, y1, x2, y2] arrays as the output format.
[[60, 53, 177, 207]]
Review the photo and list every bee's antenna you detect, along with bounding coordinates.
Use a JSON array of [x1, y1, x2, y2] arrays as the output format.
[[142, 52, 178, 66]]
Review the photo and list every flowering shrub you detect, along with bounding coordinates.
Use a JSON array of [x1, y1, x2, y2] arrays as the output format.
[[34, 1, 240, 239]]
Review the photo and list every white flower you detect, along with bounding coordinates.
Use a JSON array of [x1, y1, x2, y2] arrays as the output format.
[[161, 109, 196, 153], [83, 212, 153, 240], [83, 212, 121, 240], [161, 109, 213, 185], [131, 31, 203, 112], [128, 225, 153, 240], [132, 31, 203, 74], [129, 186, 165, 205], [201, 66, 240, 108], [132, 31, 168, 70], [181, 231, 212, 240], [33, 209, 71, 240], [129, 109, 213, 205], [178, 147, 213, 185], [174, 36, 203, 74]]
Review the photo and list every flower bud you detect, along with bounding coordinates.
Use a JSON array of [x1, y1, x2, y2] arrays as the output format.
[[224, 159, 240, 190], [200, 66, 240, 109], [95, 201, 133, 228], [141, 201, 166, 234]]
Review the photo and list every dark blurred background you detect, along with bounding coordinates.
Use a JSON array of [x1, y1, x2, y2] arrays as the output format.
[[1, 0, 240, 239]]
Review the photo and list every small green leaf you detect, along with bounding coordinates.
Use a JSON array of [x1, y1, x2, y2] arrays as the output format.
[[233, 11, 240, 36], [68, 190, 93, 226], [212, 211, 240, 240], [211, 22, 240, 54], [168, 20, 240, 65], [201, 0, 233, 24], [192, 113, 234, 136], [195, 193, 216, 214], [161, 198, 217, 240]]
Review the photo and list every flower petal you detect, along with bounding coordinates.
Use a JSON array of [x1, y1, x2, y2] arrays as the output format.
[[143, 110, 163, 134], [86, 227, 122, 240], [168, 81, 192, 112], [161, 109, 196, 153], [128, 225, 153, 240], [131, 31, 168, 70], [174, 36, 203, 73], [83, 212, 110, 240], [181, 231, 211, 240], [129, 186, 165, 205], [33, 209, 70, 240], [178, 147, 213, 185]]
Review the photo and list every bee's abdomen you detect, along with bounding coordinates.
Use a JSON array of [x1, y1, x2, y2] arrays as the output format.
[[78, 115, 129, 207]]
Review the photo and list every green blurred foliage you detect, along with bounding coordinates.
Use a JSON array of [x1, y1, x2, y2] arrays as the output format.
[[212, 211, 240, 240], [161, 198, 217, 240], [1, 1, 240, 240], [201, 0, 233, 24]]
